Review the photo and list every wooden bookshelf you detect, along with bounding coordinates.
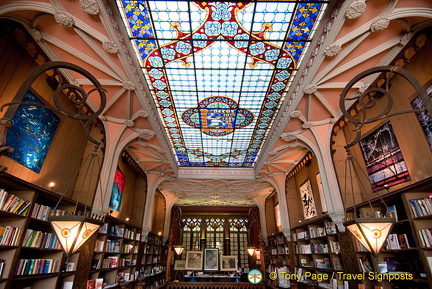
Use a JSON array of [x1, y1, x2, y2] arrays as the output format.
[[0, 172, 87, 289]]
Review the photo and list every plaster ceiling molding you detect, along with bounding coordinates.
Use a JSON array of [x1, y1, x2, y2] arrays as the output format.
[[29, 28, 42, 41], [280, 132, 298, 142], [302, 122, 314, 129], [324, 22, 332, 33], [137, 109, 149, 118], [123, 120, 134, 128], [345, 0, 367, 19], [289, 110, 303, 119], [54, 11, 74, 28], [370, 18, 390, 32], [122, 80, 135, 91], [102, 41, 119, 54], [399, 32, 413, 46], [304, 84, 318, 95], [79, 0, 100, 15], [324, 44, 342, 57]]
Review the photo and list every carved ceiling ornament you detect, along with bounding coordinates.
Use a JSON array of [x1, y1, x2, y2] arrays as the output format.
[[79, 0, 100, 15], [139, 129, 155, 140], [124, 120, 134, 127], [103, 41, 119, 54], [304, 84, 318, 95], [137, 109, 149, 118], [370, 18, 390, 32], [290, 110, 302, 118], [54, 12, 74, 28], [280, 132, 297, 142], [325, 44, 342, 57], [345, 0, 367, 19], [29, 28, 42, 41], [122, 80, 135, 90]]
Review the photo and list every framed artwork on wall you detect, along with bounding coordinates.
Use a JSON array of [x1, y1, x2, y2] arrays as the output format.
[[185, 251, 203, 271], [109, 167, 125, 212], [220, 255, 237, 271], [6, 91, 60, 173], [300, 180, 317, 220], [359, 121, 410, 191], [203, 248, 219, 271], [411, 83, 432, 149], [174, 260, 186, 270]]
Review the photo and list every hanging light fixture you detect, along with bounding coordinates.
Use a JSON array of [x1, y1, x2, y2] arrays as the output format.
[[0, 61, 107, 257], [174, 245, 185, 255], [339, 66, 431, 255], [247, 247, 256, 256]]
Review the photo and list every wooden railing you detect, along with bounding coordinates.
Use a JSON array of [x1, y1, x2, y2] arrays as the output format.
[[166, 282, 266, 289]]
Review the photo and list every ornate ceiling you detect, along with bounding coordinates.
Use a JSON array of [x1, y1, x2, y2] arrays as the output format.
[[0, 0, 431, 208]]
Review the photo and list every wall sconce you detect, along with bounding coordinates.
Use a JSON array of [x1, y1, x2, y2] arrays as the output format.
[[0, 61, 107, 258], [340, 66, 431, 255]]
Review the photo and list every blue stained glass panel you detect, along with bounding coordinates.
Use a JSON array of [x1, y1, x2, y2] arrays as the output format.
[[6, 91, 60, 173], [117, 0, 328, 167]]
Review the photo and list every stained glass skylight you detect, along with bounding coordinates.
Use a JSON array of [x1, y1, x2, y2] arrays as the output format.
[[116, 1, 328, 167]]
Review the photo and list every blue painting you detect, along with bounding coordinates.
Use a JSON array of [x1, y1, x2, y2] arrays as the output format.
[[6, 91, 60, 173]]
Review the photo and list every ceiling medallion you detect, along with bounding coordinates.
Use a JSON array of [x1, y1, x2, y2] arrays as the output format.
[[182, 96, 253, 137]]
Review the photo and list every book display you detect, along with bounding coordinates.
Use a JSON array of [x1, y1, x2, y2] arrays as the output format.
[[140, 232, 166, 289], [0, 173, 87, 289], [267, 232, 291, 266], [290, 216, 343, 288], [89, 216, 142, 286], [347, 189, 432, 289]]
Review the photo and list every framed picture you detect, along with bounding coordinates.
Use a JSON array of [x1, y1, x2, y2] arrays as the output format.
[[185, 251, 203, 270], [300, 180, 317, 220], [174, 260, 186, 270], [204, 248, 219, 271], [109, 168, 125, 212], [411, 83, 432, 149], [220, 255, 237, 271], [359, 121, 410, 191], [6, 91, 60, 173]]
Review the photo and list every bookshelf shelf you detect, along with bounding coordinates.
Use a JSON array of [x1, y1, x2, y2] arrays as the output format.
[[0, 173, 89, 289]]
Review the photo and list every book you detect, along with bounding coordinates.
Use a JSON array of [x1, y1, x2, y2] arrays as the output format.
[[91, 259, 100, 270], [86, 280, 95, 289], [65, 262, 75, 272], [331, 255, 343, 270], [387, 205, 398, 221], [63, 282, 73, 289], [95, 279, 103, 289]]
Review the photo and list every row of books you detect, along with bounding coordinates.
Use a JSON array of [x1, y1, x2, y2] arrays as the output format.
[[386, 233, 412, 250], [109, 225, 124, 237], [309, 226, 326, 238], [23, 229, 61, 249], [0, 225, 22, 246], [15, 258, 60, 275], [124, 228, 140, 240], [409, 196, 432, 217], [122, 243, 137, 254], [297, 244, 312, 254], [141, 256, 161, 265], [31, 203, 69, 221], [106, 239, 121, 253], [95, 239, 105, 252], [418, 228, 432, 247], [142, 244, 162, 254], [101, 256, 119, 269], [315, 257, 330, 269], [0, 190, 31, 216], [329, 240, 340, 253], [358, 256, 373, 272], [312, 243, 329, 254]]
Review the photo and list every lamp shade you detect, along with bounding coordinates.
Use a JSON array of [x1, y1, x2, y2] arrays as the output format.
[[49, 215, 103, 255], [174, 245, 184, 255], [247, 247, 255, 256], [344, 218, 394, 255]]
